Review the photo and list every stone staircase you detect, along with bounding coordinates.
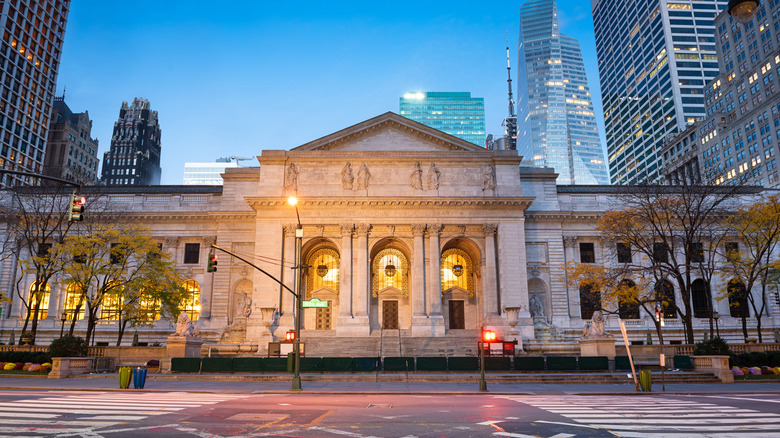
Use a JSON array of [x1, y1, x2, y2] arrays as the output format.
[[380, 330, 401, 357]]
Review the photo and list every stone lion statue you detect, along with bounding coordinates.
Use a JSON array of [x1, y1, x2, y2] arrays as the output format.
[[175, 312, 200, 337], [583, 310, 607, 337]]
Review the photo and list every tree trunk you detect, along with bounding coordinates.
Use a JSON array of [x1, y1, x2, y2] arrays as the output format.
[[742, 313, 749, 341], [116, 319, 129, 346]]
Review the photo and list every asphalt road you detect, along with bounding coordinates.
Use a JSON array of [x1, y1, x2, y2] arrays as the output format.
[[1, 390, 779, 437]]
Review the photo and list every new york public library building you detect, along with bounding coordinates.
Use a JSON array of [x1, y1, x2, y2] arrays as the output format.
[[2, 112, 779, 358]]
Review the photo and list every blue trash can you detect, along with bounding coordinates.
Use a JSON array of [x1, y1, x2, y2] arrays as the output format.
[[133, 366, 147, 389]]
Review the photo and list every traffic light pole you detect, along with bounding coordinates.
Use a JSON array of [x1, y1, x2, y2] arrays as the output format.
[[209, 244, 297, 299], [0, 169, 81, 188]]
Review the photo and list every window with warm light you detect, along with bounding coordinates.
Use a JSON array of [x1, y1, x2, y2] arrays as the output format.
[[441, 248, 473, 295], [28, 281, 50, 319], [307, 248, 339, 294], [183, 280, 201, 321], [101, 290, 122, 320], [372, 248, 408, 297], [63, 283, 85, 320]]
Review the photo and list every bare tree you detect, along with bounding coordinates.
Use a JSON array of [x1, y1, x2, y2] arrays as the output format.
[[596, 184, 748, 344]]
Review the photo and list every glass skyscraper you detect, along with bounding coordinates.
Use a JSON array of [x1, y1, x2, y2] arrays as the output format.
[[399, 92, 486, 146], [593, 0, 728, 184], [516, 0, 609, 185], [0, 1, 70, 187]]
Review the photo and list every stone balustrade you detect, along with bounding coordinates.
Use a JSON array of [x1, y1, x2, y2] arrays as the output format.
[[48, 357, 94, 379], [691, 355, 733, 383]]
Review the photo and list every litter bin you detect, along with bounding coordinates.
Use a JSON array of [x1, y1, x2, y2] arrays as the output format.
[[639, 369, 652, 392], [118, 366, 132, 389], [287, 352, 295, 372], [133, 366, 147, 389]]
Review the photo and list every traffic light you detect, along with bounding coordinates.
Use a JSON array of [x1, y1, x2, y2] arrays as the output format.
[[285, 330, 296, 342], [68, 191, 85, 222], [207, 252, 218, 272], [482, 329, 496, 343]]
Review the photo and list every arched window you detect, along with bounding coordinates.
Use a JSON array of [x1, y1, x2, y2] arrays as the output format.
[[101, 291, 122, 320], [307, 248, 339, 294], [617, 279, 640, 319], [441, 248, 473, 295], [138, 295, 161, 321], [654, 280, 677, 318], [183, 280, 201, 321], [372, 248, 408, 297], [28, 281, 50, 319], [579, 284, 601, 319], [691, 279, 711, 318], [727, 279, 749, 318], [64, 283, 85, 320]]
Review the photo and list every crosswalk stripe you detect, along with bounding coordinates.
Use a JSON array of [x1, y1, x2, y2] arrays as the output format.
[[0, 412, 59, 419], [561, 413, 778, 418]]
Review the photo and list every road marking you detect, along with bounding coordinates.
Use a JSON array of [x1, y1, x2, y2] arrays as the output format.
[[477, 420, 505, 425], [308, 425, 382, 437], [702, 395, 780, 404]]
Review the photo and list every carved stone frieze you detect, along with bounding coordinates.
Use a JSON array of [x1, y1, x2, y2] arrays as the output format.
[[411, 224, 426, 236], [164, 236, 179, 248], [563, 236, 579, 248], [203, 236, 217, 247], [482, 224, 497, 236], [355, 223, 372, 235], [427, 223, 443, 236]]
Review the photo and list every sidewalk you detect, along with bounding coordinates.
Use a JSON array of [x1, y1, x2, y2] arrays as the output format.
[[1, 373, 778, 395]]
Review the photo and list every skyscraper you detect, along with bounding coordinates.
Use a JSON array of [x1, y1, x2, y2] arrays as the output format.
[[43, 96, 99, 184], [399, 92, 486, 146], [183, 160, 239, 185], [593, 0, 728, 184], [516, 0, 609, 185], [101, 98, 162, 186], [0, 1, 71, 187]]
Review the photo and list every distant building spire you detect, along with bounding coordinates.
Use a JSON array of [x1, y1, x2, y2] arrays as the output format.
[[502, 33, 518, 151]]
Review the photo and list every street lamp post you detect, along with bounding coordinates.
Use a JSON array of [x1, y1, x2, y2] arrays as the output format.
[[288, 196, 303, 391], [59, 311, 67, 338], [713, 311, 720, 338]]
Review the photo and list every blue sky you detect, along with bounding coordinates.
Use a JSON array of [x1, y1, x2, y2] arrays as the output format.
[[56, 0, 604, 184]]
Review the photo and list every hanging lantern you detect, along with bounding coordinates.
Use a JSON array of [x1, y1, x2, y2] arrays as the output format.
[[384, 263, 396, 277], [452, 264, 463, 277], [317, 264, 329, 277]]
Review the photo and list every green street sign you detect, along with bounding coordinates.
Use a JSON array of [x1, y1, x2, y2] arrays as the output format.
[[301, 298, 328, 308]]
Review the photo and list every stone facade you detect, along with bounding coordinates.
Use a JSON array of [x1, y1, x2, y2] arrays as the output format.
[[2, 113, 779, 352]]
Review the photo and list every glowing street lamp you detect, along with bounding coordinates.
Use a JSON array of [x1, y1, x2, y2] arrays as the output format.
[[288, 195, 304, 391]]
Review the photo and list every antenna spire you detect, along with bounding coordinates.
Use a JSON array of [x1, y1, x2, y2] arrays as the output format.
[[502, 32, 518, 150]]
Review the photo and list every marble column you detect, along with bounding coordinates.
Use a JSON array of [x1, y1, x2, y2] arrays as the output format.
[[563, 236, 579, 318], [344, 223, 370, 335], [411, 224, 427, 318], [338, 224, 353, 321], [482, 224, 499, 322], [279, 224, 297, 328], [200, 236, 216, 319], [426, 223, 445, 335]]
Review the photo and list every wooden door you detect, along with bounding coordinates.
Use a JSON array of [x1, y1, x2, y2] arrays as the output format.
[[449, 300, 465, 329], [316, 302, 331, 330], [382, 300, 399, 329]]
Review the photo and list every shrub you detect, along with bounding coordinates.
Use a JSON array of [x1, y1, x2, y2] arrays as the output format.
[[767, 351, 780, 367], [693, 337, 730, 355], [747, 352, 769, 367], [48, 335, 87, 358]]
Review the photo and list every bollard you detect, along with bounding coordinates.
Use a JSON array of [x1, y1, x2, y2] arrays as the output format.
[[133, 366, 147, 389]]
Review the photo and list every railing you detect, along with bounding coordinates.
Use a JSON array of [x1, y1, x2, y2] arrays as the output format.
[[621, 319, 646, 327], [674, 343, 780, 355]]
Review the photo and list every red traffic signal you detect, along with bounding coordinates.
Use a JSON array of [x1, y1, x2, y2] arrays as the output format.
[[207, 252, 218, 272], [285, 330, 296, 342], [482, 329, 497, 343], [68, 193, 86, 222]]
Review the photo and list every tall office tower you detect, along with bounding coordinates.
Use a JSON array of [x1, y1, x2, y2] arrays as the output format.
[[101, 98, 162, 186], [517, 0, 609, 185], [43, 96, 99, 183], [593, 0, 728, 185], [695, 2, 780, 188], [0, 1, 70, 187], [399, 92, 486, 146]]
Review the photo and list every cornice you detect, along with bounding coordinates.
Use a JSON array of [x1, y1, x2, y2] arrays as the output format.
[[246, 197, 535, 211]]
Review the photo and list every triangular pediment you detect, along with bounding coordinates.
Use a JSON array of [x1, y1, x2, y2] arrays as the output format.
[[291, 112, 486, 153]]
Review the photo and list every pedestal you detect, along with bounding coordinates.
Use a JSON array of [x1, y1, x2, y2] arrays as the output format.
[[166, 335, 203, 358], [578, 335, 616, 358]]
